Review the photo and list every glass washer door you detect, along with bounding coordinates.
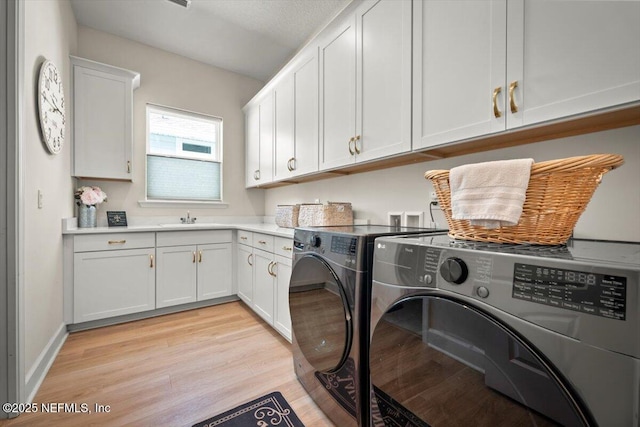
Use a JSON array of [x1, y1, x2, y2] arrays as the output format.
[[289, 254, 353, 373], [370, 296, 591, 427]]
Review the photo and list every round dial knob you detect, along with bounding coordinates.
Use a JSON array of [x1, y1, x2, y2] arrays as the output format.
[[309, 235, 322, 248], [439, 257, 468, 284]]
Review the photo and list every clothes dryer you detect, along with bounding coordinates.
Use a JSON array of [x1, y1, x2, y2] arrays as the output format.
[[369, 235, 640, 426]]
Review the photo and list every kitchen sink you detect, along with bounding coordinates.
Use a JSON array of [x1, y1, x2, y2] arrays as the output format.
[[158, 223, 224, 228]]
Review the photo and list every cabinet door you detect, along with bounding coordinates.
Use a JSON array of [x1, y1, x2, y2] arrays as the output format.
[[156, 245, 197, 308], [237, 244, 254, 305], [292, 50, 319, 177], [355, 0, 412, 161], [197, 243, 232, 300], [245, 105, 260, 187], [73, 65, 133, 180], [258, 93, 274, 184], [413, 0, 507, 149], [319, 15, 357, 170], [74, 248, 155, 323], [252, 249, 275, 325], [506, 0, 640, 128], [273, 75, 295, 181], [273, 255, 292, 342]]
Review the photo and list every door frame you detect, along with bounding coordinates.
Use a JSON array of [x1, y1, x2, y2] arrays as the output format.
[[1, 0, 24, 418]]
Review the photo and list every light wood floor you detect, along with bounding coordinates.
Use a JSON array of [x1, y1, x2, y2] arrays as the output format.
[[0, 301, 335, 427]]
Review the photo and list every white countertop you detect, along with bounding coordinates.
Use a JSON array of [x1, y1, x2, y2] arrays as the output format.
[[62, 221, 295, 239]]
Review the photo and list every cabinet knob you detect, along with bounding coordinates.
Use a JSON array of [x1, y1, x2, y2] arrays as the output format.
[[492, 86, 502, 118], [509, 80, 519, 114]]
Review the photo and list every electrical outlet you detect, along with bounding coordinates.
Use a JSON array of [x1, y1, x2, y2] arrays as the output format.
[[430, 191, 439, 205]]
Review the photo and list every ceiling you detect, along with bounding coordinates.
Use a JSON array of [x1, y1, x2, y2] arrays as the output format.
[[70, 0, 352, 82]]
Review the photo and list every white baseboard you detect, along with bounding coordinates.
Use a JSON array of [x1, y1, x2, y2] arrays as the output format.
[[25, 323, 67, 403]]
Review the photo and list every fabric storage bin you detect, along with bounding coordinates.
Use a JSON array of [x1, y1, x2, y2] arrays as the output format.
[[275, 204, 300, 228], [298, 202, 353, 226]]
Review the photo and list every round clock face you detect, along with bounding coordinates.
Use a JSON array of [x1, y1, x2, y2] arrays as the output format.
[[37, 60, 66, 154]]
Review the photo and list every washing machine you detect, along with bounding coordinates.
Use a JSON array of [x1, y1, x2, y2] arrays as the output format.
[[369, 234, 640, 426], [289, 225, 444, 427]]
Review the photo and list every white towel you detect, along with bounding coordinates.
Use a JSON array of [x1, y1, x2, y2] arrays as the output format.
[[450, 158, 534, 229]]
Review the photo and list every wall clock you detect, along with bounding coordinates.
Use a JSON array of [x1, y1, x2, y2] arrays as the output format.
[[37, 60, 66, 154]]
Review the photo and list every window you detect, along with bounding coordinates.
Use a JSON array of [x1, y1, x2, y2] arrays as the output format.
[[146, 105, 223, 202]]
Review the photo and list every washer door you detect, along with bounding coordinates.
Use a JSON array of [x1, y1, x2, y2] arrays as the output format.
[[370, 296, 591, 427], [289, 254, 352, 373]]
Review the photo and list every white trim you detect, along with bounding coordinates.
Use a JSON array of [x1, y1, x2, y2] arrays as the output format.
[[138, 199, 229, 209], [1, 0, 24, 418], [24, 324, 67, 403]]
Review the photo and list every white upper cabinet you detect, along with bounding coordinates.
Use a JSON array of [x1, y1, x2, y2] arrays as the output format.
[[413, 1, 507, 149], [245, 93, 274, 187], [245, 104, 260, 187], [274, 49, 320, 181], [506, 0, 640, 128], [70, 56, 139, 180], [320, 0, 412, 169], [319, 15, 357, 170], [414, 0, 640, 150]]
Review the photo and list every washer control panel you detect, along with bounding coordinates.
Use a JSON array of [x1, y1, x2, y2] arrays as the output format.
[[513, 263, 627, 321]]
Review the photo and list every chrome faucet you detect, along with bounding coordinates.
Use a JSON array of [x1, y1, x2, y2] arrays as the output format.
[[180, 211, 197, 224]]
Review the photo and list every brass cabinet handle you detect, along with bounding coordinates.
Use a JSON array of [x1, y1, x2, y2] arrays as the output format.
[[240, 236, 248, 240], [192, 251, 196, 263], [149, 254, 154, 268], [108, 240, 126, 245], [492, 86, 502, 118], [198, 250, 202, 263], [282, 246, 292, 251], [247, 253, 253, 266], [354, 135, 361, 154], [509, 80, 519, 113], [348, 137, 355, 155], [127, 160, 131, 173], [258, 240, 267, 245], [253, 169, 260, 181], [268, 261, 277, 277], [287, 157, 296, 172]]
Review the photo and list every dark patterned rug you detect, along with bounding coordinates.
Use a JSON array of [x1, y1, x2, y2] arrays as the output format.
[[193, 392, 305, 427]]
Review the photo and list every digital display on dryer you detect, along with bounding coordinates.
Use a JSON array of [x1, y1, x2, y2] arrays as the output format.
[[331, 236, 357, 255], [512, 263, 627, 320]]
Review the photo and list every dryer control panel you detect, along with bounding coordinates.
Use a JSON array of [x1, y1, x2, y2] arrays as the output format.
[[513, 263, 627, 321]]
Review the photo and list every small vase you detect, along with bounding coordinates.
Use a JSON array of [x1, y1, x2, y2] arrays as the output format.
[[78, 204, 97, 228]]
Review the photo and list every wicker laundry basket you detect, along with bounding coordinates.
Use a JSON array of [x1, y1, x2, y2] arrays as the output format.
[[424, 154, 624, 245], [298, 202, 353, 227]]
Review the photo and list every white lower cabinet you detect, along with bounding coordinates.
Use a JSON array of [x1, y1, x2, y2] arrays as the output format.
[[156, 231, 233, 309], [253, 249, 276, 324], [237, 242, 254, 304], [73, 233, 156, 323], [273, 254, 292, 340], [235, 231, 293, 341]]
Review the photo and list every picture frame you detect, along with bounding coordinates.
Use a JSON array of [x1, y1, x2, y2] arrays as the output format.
[[107, 211, 128, 227]]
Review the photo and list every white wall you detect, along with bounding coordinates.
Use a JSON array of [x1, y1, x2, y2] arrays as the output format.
[[76, 27, 266, 222], [23, 0, 77, 380], [265, 125, 640, 242]]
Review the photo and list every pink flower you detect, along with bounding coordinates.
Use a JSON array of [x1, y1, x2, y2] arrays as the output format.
[[75, 186, 107, 206]]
